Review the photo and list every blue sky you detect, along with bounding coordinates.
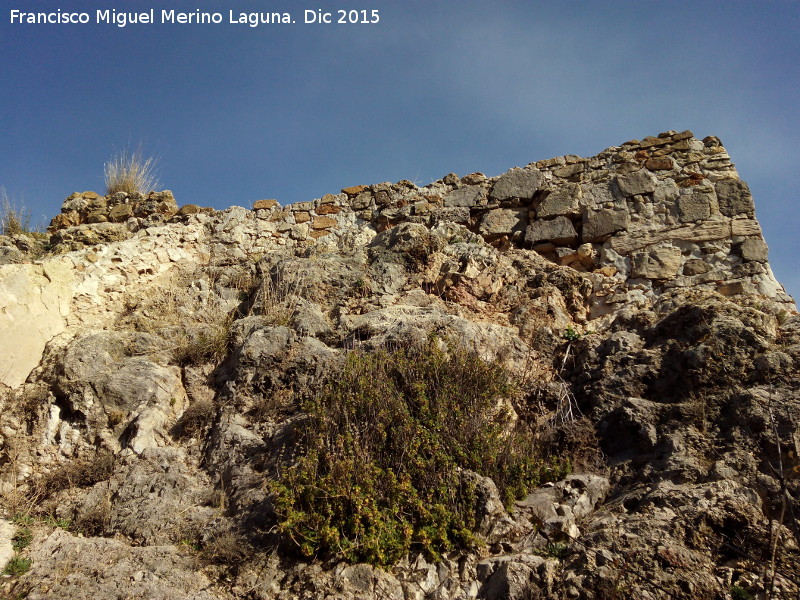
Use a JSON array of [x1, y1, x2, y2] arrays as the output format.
[[2, 1, 798, 301]]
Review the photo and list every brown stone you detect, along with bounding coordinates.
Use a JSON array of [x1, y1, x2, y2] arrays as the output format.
[[683, 259, 710, 276], [342, 185, 368, 196], [176, 204, 201, 216], [49, 211, 81, 230], [294, 211, 311, 224], [645, 157, 676, 171], [316, 203, 341, 215], [319, 194, 337, 204], [311, 216, 338, 230], [309, 230, 330, 239], [86, 211, 109, 224], [253, 199, 279, 210], [82, 191, 101, 199], [109, 204, 134, 222]]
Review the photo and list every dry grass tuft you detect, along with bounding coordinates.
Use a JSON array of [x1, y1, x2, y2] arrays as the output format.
[[104, 147, 160, 196], [1, 189, 33, 236]]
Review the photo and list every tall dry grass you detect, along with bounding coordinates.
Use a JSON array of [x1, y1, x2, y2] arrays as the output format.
[[104, 148, 160, 196]]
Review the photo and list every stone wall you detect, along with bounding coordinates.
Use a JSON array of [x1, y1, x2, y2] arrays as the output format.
[[47, 129, 796, 316]]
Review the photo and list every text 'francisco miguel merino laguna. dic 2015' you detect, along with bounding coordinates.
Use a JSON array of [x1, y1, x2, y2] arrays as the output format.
[[9, 9, 303, 28]]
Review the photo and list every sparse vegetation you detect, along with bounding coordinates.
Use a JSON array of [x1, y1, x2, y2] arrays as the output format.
[[270, 337, 569, 566], [730, 584, 753, 600], [2, 556, 31, 577], [1, 188, 36, 236], [11, 527, 32, 551], [104, 146, 160, 196]]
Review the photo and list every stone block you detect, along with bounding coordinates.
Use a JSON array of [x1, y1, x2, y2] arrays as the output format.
[[645, 156, 676, 171], [525, 216, 577, 245], [715, 179, 754, 217], [617, 170, 657, 196], [677, 190, 712, 222], [553, 162, 585, 178], [537, 183, 581, 218], [479, 209, 528, 236], [444, 186, 483, 207], [490, 167, 543, 200], [683, 259, 710, 275], [109, 204, 134, 223], [738, 238, 769, 262], [311, 216, 338, 230], [253, 199, 278, 210], [342, 185, 368, 195], [351, 191, 373, 210], [631, 245, 682, 279], [582, 209, 629, 242]]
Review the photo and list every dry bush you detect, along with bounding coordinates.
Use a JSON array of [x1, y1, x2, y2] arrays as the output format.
[[120, 266, 239, 366], [200, 530, 252, 565], [29, 451, 116, 501], [1, 189, 34, 236], [104, 147, 160, 195], [172, 399, 215, 439], [249, 263, 305, 325]]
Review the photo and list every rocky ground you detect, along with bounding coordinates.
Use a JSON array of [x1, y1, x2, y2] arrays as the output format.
[[0, 132, 798, 599]]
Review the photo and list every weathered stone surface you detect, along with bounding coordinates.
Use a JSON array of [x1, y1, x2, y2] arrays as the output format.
[[617, 169, 657, 196], [0, 260, 73, 388], [537, 183, 581, 218], [311, 215, 338, 229], [491, 167, 542, 200], [582, 208, 629, 242], [738, 238, 769, 262], [631, 244, 683, 279], [715, 179, 754, 217], [683, 258, 711, 275], [18, 529, 219, 600], [645, 156, 677, 171], [0, 132, 797, 600], [443, 186, 483, 208], [479, 208, 528, 236], [677, 189, 713, 222], [342, 184, 369, 195], [253, 199, 279, 210], [525, 216, 577, 245]]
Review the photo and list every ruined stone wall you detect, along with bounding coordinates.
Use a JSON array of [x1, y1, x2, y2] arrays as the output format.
[[46, 129, 795, 321]]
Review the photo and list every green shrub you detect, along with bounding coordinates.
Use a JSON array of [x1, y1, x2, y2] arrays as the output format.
[[270, 338, 569, 566]]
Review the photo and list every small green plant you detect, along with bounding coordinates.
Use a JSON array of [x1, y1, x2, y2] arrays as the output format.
[[41, 515, 71, 530], [563, 327, 582, 342], [538, 541, 570, 559], [270, 337, 570, 566], [730, 585, 753, 600], [104, 146, 160, 196], [10, 514, 35, 527], [2, 556, 32, 576], [11, 528, 32, 551]]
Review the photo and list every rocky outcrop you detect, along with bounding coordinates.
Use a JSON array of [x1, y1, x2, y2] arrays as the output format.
[[0, 132, 797, 600]]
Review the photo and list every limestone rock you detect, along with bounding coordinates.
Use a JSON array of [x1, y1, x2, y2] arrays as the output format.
[[537, 183, 581, 218], [479, 208, 528, 236], [617, 169, 657, 196], [525, 216, 577, 245], [491, 167, 543, 200], [582, 208, 629, 242], [0, 260, 73, 388], [631, 244, 683, 279]]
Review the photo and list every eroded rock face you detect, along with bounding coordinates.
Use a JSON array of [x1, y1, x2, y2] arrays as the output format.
[[0, 133, 798, 600]]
